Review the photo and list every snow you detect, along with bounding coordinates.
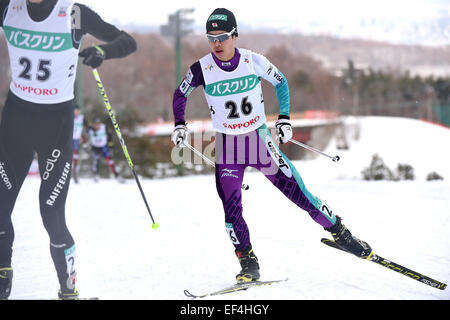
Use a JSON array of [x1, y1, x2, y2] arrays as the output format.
[[7, 116, 450, 300]]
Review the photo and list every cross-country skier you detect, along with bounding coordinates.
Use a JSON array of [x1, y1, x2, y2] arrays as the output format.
[[72, 105, 88, 183], [0, 0, 136, 299], [87, 117, 123, 183], [171, 8, 372, 283]]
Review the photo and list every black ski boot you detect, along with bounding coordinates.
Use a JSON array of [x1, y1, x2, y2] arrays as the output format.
[[235, 245, 260, 283], [58, 288, 79, 300], [58, 272, 79, 300], [325, 216, 373, 259], [0, 267, 13, 300]]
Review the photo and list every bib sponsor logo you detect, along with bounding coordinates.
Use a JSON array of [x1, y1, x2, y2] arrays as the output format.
[[13, 81, 58, 96], [205, 75, 260, 97], [273, 70, 283, 82], [0, 162, 12, 190], [179, 80, 190, 94], [3, 26, 72, 52], [58, 6, 68, 17], [12, 4, 24, 11], [223, 115, 260, 131], [208, 14, 228, 21], [46, 162, 71, 206], [185, 69, 194, 84], [42, 149, 61, 180], [266, 137, 292, 178]]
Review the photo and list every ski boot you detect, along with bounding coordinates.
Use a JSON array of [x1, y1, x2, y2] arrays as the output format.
[[325, 216, 373, 259], [235, 245, 260, 283], [58, 288, 79, 300], [0, 267, 13, 300], [58, 272, 79, 300]]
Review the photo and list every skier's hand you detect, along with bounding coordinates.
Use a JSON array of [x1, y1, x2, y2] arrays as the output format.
[[275, 118, 293, 144], [171, 124, 189, 147], [79, 45, 105, 68]]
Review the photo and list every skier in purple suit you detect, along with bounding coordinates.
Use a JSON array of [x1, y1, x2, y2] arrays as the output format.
[[171, 8, 372, 283]]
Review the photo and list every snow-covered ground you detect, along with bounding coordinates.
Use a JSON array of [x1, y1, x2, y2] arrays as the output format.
[[7, 116, 450, 300]]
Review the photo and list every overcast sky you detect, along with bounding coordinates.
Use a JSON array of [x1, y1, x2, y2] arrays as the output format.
[[77, 0, 448, 28]]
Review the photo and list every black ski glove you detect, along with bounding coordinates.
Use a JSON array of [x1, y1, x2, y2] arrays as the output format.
[[79, 45, 106, 68]]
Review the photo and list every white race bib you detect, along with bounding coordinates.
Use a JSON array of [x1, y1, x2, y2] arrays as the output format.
[[4, 0, 79, 104], [200, 48, 266, 135]]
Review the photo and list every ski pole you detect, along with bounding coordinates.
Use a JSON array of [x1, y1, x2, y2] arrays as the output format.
[[92, 69, 159, 229], [182, 141, 250, 191], [289, 138, 340, 162]]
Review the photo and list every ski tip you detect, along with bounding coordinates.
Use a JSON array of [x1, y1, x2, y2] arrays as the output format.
[[152, 222, 160, 230], [184, 290, 203, 299], [183, 290, 194, 298]]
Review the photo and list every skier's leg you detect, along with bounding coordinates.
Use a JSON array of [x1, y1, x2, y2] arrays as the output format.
[[0, 97, 35, 298], [256, 125, 372, 258], [36, 104, 78, 296], [0, 145, 33, 266], [215, 133, 260, 282], [72, 139, 80, 183], [102, 146, 118, 177], [256, 125, 337, 228], [215, 162, 247, 250], [92, 148, 100, 181]]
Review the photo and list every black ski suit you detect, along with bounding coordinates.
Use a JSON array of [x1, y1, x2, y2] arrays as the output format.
[[0, 0, 136, 293]]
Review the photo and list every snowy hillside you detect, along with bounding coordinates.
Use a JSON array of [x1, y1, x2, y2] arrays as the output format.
[[6, 116, 450, 301], [320, 116, 450, 182]]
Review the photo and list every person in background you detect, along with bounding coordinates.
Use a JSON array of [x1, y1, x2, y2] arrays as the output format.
[[87, 117, 123, 183], [72, 105, 88, 183]]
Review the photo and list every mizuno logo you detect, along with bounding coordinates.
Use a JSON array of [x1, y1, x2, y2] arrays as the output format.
[[221, 168, 239, 179]]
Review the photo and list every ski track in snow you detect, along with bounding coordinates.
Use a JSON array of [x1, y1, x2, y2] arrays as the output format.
[[7, 116, 450, 300]]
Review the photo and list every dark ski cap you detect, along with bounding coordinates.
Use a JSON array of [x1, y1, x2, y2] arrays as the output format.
[[206, 8, 238, 36]]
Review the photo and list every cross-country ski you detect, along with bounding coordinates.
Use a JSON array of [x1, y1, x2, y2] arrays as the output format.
[[321, 238, 447, 290], [184, 278, 289, 299]]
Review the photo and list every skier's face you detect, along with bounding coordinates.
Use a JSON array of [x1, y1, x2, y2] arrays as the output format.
[[207, 30, 237, 61]]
